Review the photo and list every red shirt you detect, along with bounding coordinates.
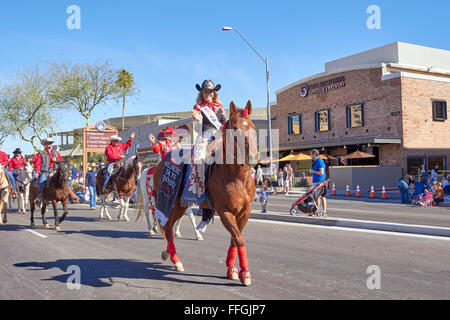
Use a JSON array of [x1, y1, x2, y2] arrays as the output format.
[[31, 154, 39, 175], [105, 139, 133, 162], [8, 156, 26, 171], [0, 151, 9, 166], [34, 148, 63, 174], [152, 137, 180, 161]]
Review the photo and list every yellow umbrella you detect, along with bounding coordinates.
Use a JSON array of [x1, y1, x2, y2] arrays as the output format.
[[291, 153, 312, 161], [278, 154, 297, 161]]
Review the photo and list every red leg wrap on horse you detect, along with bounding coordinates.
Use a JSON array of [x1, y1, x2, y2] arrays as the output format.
[[237, 246, 249, 271], [226, 246, 237, 268], [167, 240, 180, 264]]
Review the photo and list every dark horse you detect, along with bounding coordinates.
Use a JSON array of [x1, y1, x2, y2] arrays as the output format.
[[29, 161, 73, 230], [141, 101, 257, 286], [96, 155, 143, 221]]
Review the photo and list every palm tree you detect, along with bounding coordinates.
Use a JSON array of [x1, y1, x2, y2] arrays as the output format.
[[116, 69, 135, 131]]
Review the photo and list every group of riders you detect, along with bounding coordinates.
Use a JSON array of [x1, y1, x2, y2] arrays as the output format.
[[1, 79, 227, 232]]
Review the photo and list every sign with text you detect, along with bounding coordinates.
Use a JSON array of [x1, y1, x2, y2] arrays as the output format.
[[85, 131, 116, 149]]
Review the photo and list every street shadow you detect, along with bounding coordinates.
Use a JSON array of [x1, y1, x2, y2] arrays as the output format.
[[0, 224, 26, 232], [13, 259, 240, 288], [60, 229, 161, 240]]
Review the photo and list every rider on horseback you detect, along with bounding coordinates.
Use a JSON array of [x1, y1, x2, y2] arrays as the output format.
[[34, 138, 64, 206], [9, 148, 26, 173], [102, 132, 135, 193], [149, 126, 180, 161], [0, 144, 17, 198], [191, 80, 227, 233]]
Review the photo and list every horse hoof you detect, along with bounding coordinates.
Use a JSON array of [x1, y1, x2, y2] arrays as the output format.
[[175, 232, 182, 238], [161, 251, 169, 261], [55, 226, 61, 231], [44, 224, 50, 229], [239, 270, 252, 286], [149, 230, 156, 236], [175, 262, 184, 272], [227, 267, 239, 280], [196, 235, 203, 241]]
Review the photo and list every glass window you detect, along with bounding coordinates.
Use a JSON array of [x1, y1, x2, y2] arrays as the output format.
[[432, 100, 447, 121], [315, 110, 330, 132], [406, 157, 425, 177], [288, 114, 301, 135], [347, 104, 364, 128]]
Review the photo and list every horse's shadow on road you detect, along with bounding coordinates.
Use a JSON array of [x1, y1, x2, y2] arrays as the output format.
[[13, 259, 241, 288]]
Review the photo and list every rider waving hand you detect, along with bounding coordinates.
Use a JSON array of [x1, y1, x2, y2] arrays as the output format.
[[149, 126, 179, 161], [102, 132, 135, 192]]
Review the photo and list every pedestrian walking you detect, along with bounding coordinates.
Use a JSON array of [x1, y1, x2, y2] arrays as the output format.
[[256, 165, 263, 186], [283, 166, 289, 195], [398, 172, 415, 204], [259, 183, 268, 213], [287, 164, 294, 191], [85, 163, 98, 209], [309, 149, 327, 217]]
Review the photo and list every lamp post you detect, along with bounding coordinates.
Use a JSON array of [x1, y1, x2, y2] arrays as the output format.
[[222, 26, 274, 177]]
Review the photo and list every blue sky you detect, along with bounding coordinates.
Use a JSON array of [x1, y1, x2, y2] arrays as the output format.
[[1, 0, 449, 154]]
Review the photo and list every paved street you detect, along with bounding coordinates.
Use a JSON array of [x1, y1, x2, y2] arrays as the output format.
[[1, 198, 449, 300]]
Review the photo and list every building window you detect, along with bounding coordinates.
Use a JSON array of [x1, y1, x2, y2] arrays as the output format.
[[406, 156, 425, 176], [315, 110, 330, 132], [346, 104, 364, 128], [432, 100, 447, 121], [288, 114, 301, 135]]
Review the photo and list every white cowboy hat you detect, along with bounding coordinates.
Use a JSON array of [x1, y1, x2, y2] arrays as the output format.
[[41, 137, 55, 144], [109, 135, 122, 141]]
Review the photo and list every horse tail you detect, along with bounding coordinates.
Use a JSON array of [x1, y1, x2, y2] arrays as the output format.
[[136, 181, 144, 222]]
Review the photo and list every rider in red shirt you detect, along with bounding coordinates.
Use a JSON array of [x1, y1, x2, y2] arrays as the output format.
[[149, 126, 180, 161], [8, 148, 26, 172], [0, 145, 17, 197], [102, 132, 135, 192]]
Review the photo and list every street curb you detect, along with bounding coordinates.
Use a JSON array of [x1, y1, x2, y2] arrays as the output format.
[[250, 211, 450, 238]]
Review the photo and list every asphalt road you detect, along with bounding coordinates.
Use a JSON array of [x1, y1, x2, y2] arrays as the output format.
[[1, 202, 449, 300], [256, 194, 450, 228]]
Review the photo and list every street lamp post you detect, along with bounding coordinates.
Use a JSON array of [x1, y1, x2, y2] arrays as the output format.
[[222, 26, 274, 177]]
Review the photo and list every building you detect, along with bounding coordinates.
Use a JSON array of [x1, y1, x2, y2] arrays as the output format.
[[271, 42, 449, 180]]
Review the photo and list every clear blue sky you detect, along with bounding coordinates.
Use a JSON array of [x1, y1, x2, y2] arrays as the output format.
[[1, 0, 449, 154]]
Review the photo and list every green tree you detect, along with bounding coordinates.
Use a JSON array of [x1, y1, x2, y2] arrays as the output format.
[[0, 66, 60, 151], [49, 60, 122, 127], [116, 69, 138, 131]]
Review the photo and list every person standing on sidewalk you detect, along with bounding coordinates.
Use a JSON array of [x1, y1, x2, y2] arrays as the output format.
[[256, 165, 263, 186], [420, 164, 430, 190], [85, 163, 98, 210], [309, 149, 327, 217], [397, 172, 415, 204], [283, 166, 289, 195], [287, 164, 294, 191]]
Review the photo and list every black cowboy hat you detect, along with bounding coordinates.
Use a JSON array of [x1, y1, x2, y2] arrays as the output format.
[[13, 148, 22, 154], [196, 80, 221, 92]]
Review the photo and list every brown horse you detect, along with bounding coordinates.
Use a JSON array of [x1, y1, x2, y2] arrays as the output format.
[[145, 101, 256, 286], [29, 161, 74, 230], [96, 155, 143, 221], [0, 166, 10, 224]]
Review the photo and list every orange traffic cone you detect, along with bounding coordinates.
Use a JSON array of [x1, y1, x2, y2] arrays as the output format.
[[381, 185, 387, 199], [356, 185, 361, 197], [331, 183, 336, 196], [345, 185, 351, 196], [370, 185, 376, 198]]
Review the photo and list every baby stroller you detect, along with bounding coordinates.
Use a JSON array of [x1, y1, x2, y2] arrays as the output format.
[[290, 179, 329, 217]]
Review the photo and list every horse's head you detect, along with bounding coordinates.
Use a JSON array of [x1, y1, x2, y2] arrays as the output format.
[[57, 161, 71, 183], [222, 100, 257, 165], [124, 155, 144, 182]]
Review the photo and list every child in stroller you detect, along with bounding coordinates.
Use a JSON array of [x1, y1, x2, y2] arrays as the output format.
[[290, 179, 329, 217]]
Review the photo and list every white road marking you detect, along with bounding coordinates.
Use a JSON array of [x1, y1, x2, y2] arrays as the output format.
[[250, 219, 450, 242], [19, 227, 48, 238]]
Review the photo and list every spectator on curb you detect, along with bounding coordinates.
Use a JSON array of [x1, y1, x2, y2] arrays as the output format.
[[283, 166, 289, 195], [277, 168, 284, 194], [85, 163, 98, 210], [420, 164, 430, 189], [259, 183, 268, 214], [287, 164, 294, 191], [431, 164, 439, 184], [271, 174, 278, 195], [432, 182, 445, 205], [398, 172, 415, 204], [256, 165, 263, 186]]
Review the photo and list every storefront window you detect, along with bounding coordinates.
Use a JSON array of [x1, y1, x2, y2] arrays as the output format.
[[407, 157, 425, 176], [288, 115, 301, 135], [346, 104, 364, 128], [315, 110, 330, 132], [427, 156, 447, 175]]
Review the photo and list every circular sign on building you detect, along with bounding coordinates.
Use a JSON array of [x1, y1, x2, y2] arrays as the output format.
[[299, 83, 309, 98], [96, 121, 106, 132]]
